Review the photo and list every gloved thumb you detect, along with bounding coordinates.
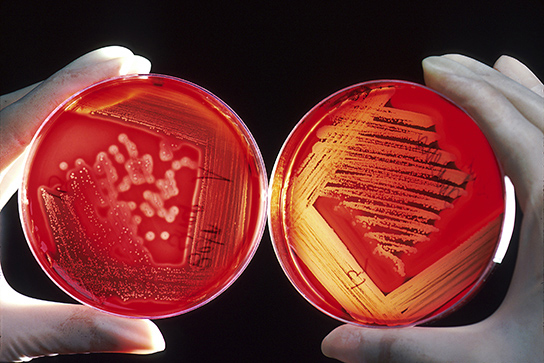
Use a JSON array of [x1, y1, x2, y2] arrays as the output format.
[[321, 321, 492, 362], [0, 280, 165, 362], [1, 45, 151, 172], [0, 46, 152, 211]]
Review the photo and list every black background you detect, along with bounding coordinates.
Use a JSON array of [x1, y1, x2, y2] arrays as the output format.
[[1, 1, 542, 362]]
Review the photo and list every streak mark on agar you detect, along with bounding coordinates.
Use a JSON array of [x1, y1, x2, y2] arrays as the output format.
[[294, 90, 470, 277]]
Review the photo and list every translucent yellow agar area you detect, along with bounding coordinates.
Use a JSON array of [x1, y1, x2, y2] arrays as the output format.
[[284, 86, 500, 325]]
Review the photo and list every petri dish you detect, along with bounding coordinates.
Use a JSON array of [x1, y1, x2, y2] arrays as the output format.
[[268, 80, 512, 327], [20, 74, 268, 319]]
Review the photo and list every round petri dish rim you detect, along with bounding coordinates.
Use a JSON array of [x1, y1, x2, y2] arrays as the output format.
[[267, 79, 514, 328], [19, 73, 269, 319]]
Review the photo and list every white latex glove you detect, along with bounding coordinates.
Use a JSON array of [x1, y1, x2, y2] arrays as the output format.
[[321, 54, 544, 362], [0, 46, 165, 362]]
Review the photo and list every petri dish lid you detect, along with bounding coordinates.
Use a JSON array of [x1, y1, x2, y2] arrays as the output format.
[[20, 74, 268, 319], [268, 80, 514, 327]]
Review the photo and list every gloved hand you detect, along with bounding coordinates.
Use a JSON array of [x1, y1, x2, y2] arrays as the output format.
[[321, 54, 543, 362], [0, 46, 165, 362]]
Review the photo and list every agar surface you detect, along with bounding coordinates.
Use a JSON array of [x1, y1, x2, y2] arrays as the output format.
[[23, 77, 265, 318], [272, 82, 505, 326], [306, 90, 471, 277], [41, 132, 201, 267]]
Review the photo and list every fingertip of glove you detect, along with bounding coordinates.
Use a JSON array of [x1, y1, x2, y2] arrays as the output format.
[[65, 46, 151, 77], [119, 55, 152, 76], [136, 319, 166, 354], [321, 325, 361, 361], [421, 55, 459, 74], [494, 55, 544, 97], [106, 318, 165, 355], [87, 46, 135, 62]]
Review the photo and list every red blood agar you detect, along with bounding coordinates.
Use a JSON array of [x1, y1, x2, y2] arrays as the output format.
[[268, 80, 508, 327], [20, 75, 267, 318]]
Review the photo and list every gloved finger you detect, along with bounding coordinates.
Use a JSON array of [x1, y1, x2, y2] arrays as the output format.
[[0, 281, 165, 362], [0, 45, 151, 172], [322, 322, 494, 363], [0, 83, 41, 210], [422, 55, 543, 211], [493, 55, 544, 97], [0, 46, 151, 211], [440, 54, 543, 132], [0, 146, 28, 211], [0, 82, 41, 111]]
